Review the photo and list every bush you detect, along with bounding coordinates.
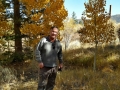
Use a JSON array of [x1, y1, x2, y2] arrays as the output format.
[[0, 65, 17, 83], [0, 51, 25, 64], [0, 51, 14, 64], [11, 52, 24, 63]]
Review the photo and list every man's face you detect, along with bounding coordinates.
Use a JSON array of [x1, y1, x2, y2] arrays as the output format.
[[50, 28, 58, 39]]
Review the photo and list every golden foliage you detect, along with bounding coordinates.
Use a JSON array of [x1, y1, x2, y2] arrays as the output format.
[[0, 1, 11, 37], [79, 0, 115, 44], [20, 0, 68, 47]]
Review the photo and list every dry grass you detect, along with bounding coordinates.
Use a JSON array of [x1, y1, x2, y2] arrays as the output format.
[[0, 44, 120, 90], [54, 68, 120, 90], [1, 68, 120, 90], [0, 69, 120, 90]]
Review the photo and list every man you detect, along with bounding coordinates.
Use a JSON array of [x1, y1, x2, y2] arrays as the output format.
[[35, 26, 63, 90]]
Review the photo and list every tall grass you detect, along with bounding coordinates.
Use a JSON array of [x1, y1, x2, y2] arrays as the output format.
[[55, 68, 120, 90], [0, 44, 120, 90]]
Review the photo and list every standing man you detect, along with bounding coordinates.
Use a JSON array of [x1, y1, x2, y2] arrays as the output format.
[[35, 26, 63, 90]]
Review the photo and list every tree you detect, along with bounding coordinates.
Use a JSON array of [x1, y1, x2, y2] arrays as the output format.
[[117, 28, 120, 42], [20, 0, 68, 47], [1, 0, 67, 62], [72, 11, 81, 24], [14, 0, 22, 54], [62, 17, 75, 50], [78, 0, 115, 71], [72, 11, 77, 23], [61, 17, 82, 50], [0, 0, 11, 44], [1, 0, 24, 55], [115, 23, 120, 42]]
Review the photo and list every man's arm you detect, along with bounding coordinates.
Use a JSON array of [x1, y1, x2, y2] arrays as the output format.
[[57, 44, 63, 68], [35, 41, 42, 63], [35, 38, 44, 68]]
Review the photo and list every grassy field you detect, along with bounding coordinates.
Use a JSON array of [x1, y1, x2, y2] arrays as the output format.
[[0, 44, 120, 90]]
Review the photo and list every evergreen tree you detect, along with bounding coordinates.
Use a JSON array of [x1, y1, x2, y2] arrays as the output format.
[[72, 11, 78, 24]]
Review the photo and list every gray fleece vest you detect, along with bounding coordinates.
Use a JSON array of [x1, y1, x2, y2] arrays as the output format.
[[35, 36, 63, 67]]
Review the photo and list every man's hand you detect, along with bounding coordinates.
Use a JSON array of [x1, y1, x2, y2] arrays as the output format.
[[58, 63, 63, 71], [39, 62, 44, 68], [59, 63, 63, 68]]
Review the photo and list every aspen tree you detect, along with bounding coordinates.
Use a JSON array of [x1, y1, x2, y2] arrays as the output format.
[[20, 0, 68, 47], [0, 1, 10, 37], [79, 0, 115, 71]]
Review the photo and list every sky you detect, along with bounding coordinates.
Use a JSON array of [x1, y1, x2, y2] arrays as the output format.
[[64, 0, 120, 19]]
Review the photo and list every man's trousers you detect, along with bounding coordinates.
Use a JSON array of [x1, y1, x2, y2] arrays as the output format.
[[37, 67, 57, 90]]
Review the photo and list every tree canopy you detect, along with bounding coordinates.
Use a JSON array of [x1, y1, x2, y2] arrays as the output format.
[[20, 0, 68, 46], [79, 0, 115, 44]]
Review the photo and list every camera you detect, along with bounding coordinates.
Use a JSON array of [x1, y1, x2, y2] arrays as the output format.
[[58, 67, 62, 71]]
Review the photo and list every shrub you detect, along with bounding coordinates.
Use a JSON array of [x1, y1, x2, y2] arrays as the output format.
[[0, 65, 17, 82], [0, 51, 25, 64]]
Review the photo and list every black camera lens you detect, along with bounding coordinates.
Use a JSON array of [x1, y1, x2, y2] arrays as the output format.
[[58, 67, 62, 71]]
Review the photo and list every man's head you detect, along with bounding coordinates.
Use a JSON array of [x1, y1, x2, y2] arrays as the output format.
[[49, 26, 59, 40]]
